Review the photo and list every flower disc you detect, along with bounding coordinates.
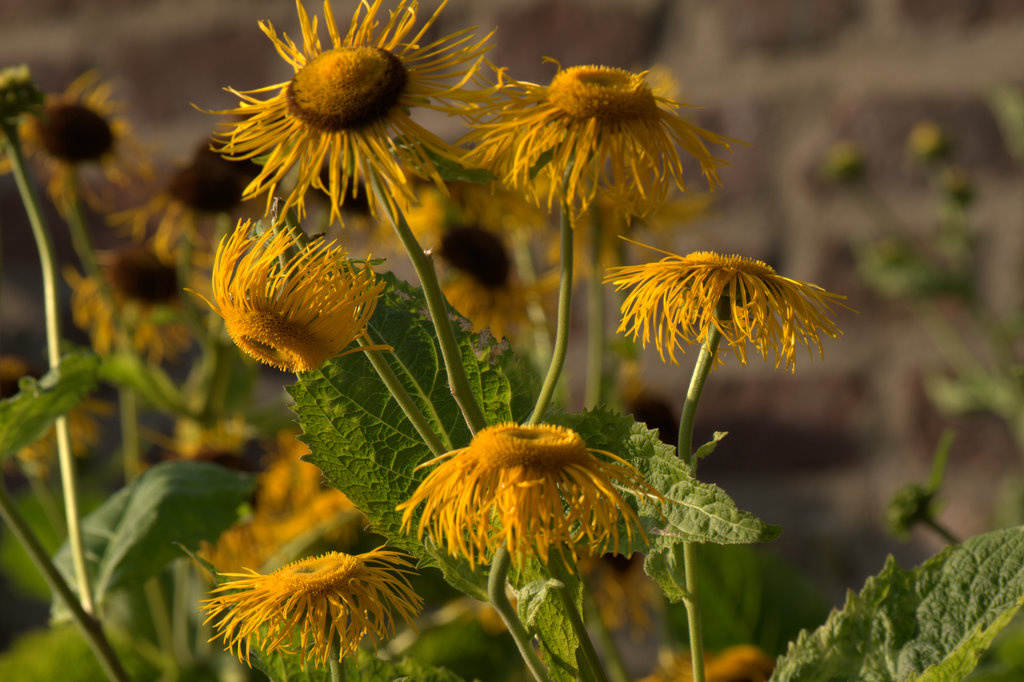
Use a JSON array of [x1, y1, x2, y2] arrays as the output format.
[[287, 46, 408, 131], [546, 66, 658, 122], [36, 102, 114, 162]]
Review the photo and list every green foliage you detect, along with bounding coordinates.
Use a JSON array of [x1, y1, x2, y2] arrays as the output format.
[[0, 350, 100, 460], [254, 646, 467, 682], [289, 272, 538, 599], [52, 460, 255, 615], [98, 352, 186, 415], [402, 613, 524, 682], [663, 544, 830, 657], [772, 526, 1024, 681], [0, 626, 159, 682], [515, 563, 584, 682]]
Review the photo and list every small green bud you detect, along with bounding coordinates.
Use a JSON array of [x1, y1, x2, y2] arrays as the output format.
[[0, 64, 44, 127], [907, 120, 950, 163], [820, 140, 864, 183]]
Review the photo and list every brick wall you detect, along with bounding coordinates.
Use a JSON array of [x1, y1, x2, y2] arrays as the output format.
[[3, 0, 1024, 604]]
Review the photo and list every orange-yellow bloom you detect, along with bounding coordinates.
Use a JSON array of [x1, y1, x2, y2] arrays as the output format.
[[201, 548, 421, 667], [198, 220, 385, 373], [606, 242, 846, 370], [209, 0, 493, 225], [398, 422, 659, 568], [464, 63, 732, 222]]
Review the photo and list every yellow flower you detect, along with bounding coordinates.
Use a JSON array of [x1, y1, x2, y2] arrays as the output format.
[[209, 0, 494, 225], [199, 220, 385, 374], [202, 548, 422, 667], [398, 422, 659, 568], [112, 140, 259, 262], [463, 63, 733, 222], [64, 246, 192, 363], [9, 71, 149, 213], [606, 242, 847, 370]]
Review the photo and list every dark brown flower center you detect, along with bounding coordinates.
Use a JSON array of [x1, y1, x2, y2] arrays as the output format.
[[36, 102, 114, 162], [286, 47, 408, 132], [439, 226, 511, 289], [107, 246, 179, 304], [167, 146, 250, 213]]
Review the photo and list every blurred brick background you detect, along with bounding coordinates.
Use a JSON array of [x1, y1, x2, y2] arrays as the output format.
[[2, 0, 1024, 649]]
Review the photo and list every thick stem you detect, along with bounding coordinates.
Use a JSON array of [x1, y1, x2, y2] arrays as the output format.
[[328, 632, 346, 682], [2, 128, 95, 615], [488, 546, 551, 682], [367, 173, 487, 434], [357, 334, 447, 457], [548, 554, 609, 682], [529, 199, 574, 424], [583, 209, 605, 409], [0, 483, 129, 682]]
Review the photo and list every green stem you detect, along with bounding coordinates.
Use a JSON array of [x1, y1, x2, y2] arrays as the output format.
[[328, 632, 346, 682], [682, 542, 706, 682], [529, 199, 574, 424], [357, 334, 447, 457], [488, 546, 551, 682], [2, 127, 95, 615], [143, 576, 174, 664], [0, 482, 130, 682], [548, 554, 609, 682], [367, 172, 486, 434], [584, 209, 604, 409], [677, 298, 728, 471], [923, 517, 961, 546]]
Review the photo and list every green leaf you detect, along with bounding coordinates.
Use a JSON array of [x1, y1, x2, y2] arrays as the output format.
[[515, 563, 583, 682], [288, 272, 538, 599], [254, 647, 466, 682], [0, 350, 100, 460], [53, 460, 255, 613], [694, 431, 728, 462], [98, 352, 185, 415], [553, 408, 780, 549], [772, 526, 1024, 681]]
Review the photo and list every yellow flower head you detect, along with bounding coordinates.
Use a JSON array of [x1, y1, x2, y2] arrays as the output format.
[[202, 547, 422, 667], [64, 245, 192, 363], [606, 242, 847, 370], [398, 422, 658, 568], [464, 63, 733, 222], [10, 71, 149, 213], [209, 0, 494, 225], [200, 220, 385, 374]]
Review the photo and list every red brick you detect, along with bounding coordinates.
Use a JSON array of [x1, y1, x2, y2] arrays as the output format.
[[720, 0, 861, 52], [493, 1, 660, 82], [829, 95, 1015, 186]]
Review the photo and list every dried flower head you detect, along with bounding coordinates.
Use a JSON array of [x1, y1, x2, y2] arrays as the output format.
[[606, 241, 847, 370], [202, 548, 422, 667], [398, 422, 659, 568], [209, 0, 494, 224]]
